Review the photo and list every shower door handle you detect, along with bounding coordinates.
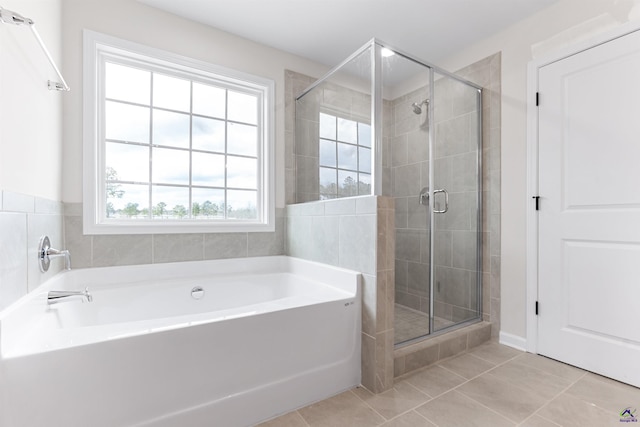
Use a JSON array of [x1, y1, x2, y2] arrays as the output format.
[[433, 189, 449, 213]]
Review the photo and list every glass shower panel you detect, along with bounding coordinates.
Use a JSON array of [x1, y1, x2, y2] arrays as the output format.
[[431, 71, 482, 332], [381, 53, 432, 345], [295, 47, 372, 203]]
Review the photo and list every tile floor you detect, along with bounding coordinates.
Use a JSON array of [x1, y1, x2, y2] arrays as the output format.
[[259, 341, 640, 427]]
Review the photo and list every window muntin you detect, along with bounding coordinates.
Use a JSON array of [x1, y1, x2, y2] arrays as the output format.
[[318, 112, 372, 199], [84, 31, 274, 234]]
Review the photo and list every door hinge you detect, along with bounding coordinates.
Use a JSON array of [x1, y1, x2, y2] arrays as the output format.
[[532, 196, 540, 210], [536, 92, 539, 106], [535, 301, 539, 315]]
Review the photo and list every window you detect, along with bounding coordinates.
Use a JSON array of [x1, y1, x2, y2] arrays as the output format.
[[318, 112, 372, 199], [83, 31, 274, 234]]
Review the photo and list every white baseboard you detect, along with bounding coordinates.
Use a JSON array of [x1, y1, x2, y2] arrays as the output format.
[[499, 331, 527, 352]]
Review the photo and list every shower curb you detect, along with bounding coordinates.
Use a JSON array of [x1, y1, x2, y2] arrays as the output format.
[[393, 321, 491, 378]]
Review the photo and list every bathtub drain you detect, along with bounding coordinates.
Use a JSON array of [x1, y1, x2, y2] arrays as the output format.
[[191, 286, 205, 300]]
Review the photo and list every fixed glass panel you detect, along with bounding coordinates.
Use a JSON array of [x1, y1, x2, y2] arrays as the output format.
[[319, 139, 336, 167], [337, 143, 357, 170], [320, 113, 336, 139], [338, 170, 357, 197], [294, 45, 372, 202], [319, 167, 337, 199], [337, 118, 358, 144], [358, 123, 371, 148], [359, 147, 371, 173]]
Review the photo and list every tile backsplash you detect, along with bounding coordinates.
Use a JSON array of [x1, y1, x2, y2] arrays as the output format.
[[0, 191, 64, 310], [63, 203, 285, 269]]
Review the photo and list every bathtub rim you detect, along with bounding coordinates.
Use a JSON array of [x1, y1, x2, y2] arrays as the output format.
[[0, 256, 361, 359]]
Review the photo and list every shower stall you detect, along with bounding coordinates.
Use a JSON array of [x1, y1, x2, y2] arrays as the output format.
[[294, 39, 482, 346]]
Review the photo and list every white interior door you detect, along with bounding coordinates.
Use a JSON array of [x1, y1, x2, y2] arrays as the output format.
[[537, 28, 640, 387]]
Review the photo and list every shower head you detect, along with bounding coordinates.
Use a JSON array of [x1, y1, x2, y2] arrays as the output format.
[[411, 99, 429, 115]]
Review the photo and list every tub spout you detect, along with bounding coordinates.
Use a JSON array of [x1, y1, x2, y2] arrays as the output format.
[[48, 287, 92, 305]]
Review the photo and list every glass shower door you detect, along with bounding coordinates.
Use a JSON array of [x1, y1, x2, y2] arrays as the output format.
[[430, 71, 482, 332]]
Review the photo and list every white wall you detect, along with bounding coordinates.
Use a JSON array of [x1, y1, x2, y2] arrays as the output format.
[[437, 0, 640, 340], [0, 0, 63, 200], [61, 0, 329, 209]]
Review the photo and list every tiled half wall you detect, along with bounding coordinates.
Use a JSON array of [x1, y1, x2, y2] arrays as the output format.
[[286, 196, 395, 393]]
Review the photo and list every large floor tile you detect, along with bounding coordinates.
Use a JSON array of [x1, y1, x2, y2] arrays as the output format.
[[381, 410, 436, 427], [353, 381, 430, 420], [438, 353, 496, 379], [416, 390, 515, 427], [513, 353, 584, 382], [489, 357, 573, 400], [536, 393, 618, 427], [519, 414, 562, 427], [405, 365, 467, 398], [297, 390, 385, 427], [565, 372, 640, 415], [468, 341, 522, 364], [257, 411, 307, 427], [457, 373, 548, 423]]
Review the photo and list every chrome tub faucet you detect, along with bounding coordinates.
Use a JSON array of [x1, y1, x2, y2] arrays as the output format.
[[47, 287, 93, 305]]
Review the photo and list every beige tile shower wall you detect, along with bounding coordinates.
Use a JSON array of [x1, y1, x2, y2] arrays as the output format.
[[455, 53, 501, 337], [285, 195, 395, 393], [389, 87, 431, 319], [0, 192, 64, 310], [63, 204, 285, 268], [285, 71, 317, 205]]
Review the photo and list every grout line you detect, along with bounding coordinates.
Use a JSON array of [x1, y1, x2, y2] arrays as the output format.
[[294, 409, 312, 427], [346, 388, 387, 425], [523, 370, 588, 423], [517, 412, 562, 427]]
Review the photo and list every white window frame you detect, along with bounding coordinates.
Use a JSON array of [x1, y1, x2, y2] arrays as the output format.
[[83, 30, 275, 234]]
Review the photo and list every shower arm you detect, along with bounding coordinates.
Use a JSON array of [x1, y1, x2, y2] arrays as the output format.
[[0, 6, 70, 91]]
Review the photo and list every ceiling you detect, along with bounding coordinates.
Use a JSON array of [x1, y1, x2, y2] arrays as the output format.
[[138, 0, 559, 68]]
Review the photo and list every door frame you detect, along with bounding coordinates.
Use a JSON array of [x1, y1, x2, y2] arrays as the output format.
[[525, 20, 640, 354]]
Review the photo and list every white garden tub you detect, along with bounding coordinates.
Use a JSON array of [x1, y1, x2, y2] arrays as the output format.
[[0, 256, 361, 427]]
